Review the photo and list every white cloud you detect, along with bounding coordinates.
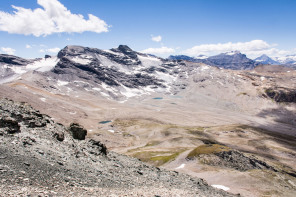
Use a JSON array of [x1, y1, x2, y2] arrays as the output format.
[[1, 47, 16, 55], [26, 44, 32, 49], [47, 47, 60, 53], [183, 40, 294, 58], [0, 0, 109, 37], [39, 47, 61, 54], [141, 46, 175, 54], [151, 35, 162, 42]]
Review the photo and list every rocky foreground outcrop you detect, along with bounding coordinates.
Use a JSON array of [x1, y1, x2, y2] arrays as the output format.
[[265, 87, 296, 103], [0, 98, 235, 196]]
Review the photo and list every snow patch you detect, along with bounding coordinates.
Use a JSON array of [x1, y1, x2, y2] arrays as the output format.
[[211, 185, 230, 191], [92, 87, 101, 91], [137, 55, 162, 68], [100, 92, 110, 98], [71, 56, 92, 65], [57, 80, 69, 86], [217, 81, 223, 86], [40, 98, 46, 102], [27, 57, 59, 72], [108, 130, 115, 133], [175, 164, 185, 169]]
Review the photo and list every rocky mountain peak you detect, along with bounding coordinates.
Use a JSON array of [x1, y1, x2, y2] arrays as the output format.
[[57, 45, 88, 58], [225, 51, 241, 56], [117, 45, 133, 53], [255, 54, 279, 65]]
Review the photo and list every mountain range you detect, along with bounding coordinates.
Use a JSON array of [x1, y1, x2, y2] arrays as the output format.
[[0, 45, 296, 196], [169, 52, 296, 69]]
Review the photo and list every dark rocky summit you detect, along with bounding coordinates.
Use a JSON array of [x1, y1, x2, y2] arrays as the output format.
[[0, 98, 235, 196]]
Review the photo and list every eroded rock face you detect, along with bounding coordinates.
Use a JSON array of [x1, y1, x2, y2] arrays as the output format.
[[69, 123, 87, 140]]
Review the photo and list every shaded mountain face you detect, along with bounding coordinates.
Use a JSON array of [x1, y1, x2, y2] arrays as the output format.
[[168, 55, 199, 62], [54, 45, 163, 88], [169, 51, 257, 70], [254, 54, 280, 65], [205, 51, 256, 70], [0, 54, 33, 66]]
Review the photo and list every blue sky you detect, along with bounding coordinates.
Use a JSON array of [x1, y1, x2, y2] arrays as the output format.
[[0, 0, 296, 58]]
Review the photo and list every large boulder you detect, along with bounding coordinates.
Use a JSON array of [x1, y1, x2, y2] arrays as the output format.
[[0, 116, 20, 134], [69, 123, 87, 140]]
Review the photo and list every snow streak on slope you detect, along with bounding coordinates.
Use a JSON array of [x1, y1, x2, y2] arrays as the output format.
[[0, 57, 59, 84]]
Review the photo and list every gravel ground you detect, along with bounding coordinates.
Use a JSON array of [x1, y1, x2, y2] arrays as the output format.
[[0, 98, 236, 196]]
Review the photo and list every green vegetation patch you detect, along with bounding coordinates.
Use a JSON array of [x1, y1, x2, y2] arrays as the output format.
[[186, 144, 230, 159], [132, 149, 186, 166]]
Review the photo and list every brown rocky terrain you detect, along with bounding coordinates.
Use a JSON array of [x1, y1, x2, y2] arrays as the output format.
[[0, 98, 234, 196]]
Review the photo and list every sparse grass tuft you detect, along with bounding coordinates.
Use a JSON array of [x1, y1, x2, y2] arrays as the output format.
[[145, 140, 161, 147], [237, 92, 248, 96]]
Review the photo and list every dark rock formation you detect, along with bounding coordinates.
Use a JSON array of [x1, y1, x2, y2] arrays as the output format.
[[265, 88, 296, 103], [69, 123, 87, 140], [0, 116, 20, 134], [214, 150, 275, 171]]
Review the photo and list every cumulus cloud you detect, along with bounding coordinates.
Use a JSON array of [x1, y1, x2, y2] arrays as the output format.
[[184, 40, 271, 56], [0, 0, 109, 37], [1, 47, 16, 55], [183, 40, 293, 58], [151, 35, 162, 42], [39, 47, 61, 54], [26, 44, 32, 49], [141, 46, 175, 54]]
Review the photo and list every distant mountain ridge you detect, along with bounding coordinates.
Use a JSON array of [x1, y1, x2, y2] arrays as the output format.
[[254, 54, 280, 65], [169, 51, 257, 70], [170, 52, 296, 69]]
